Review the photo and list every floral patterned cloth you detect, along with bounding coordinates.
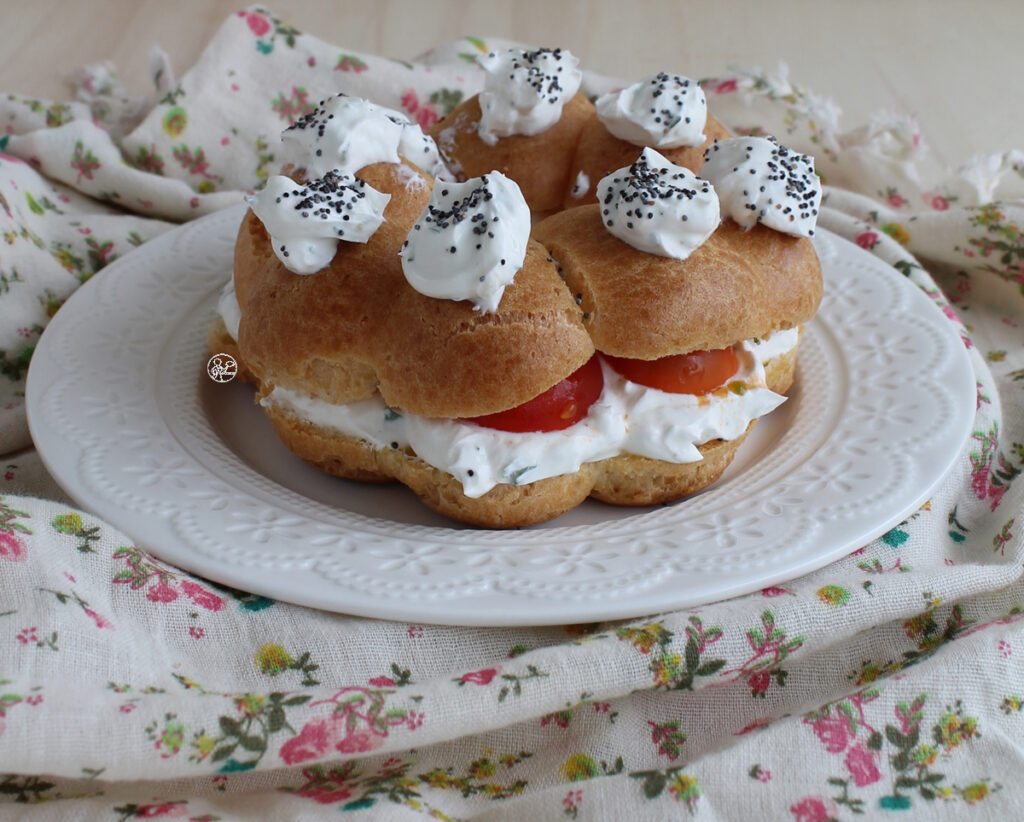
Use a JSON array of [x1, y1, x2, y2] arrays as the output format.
[[3, 7, 1024, 820]]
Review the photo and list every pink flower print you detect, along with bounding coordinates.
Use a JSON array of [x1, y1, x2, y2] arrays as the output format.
[[301, 786, 354, 805], [280, 718, 334, 765], [83, 608, 114, 630], [119, 702, 137, 714], [761, 585, 789, 597], [887, 192, 907, 208], [4, 470, 14, 481], [179, 579, 225, 611], [747, 669, 771, 697], [939, 305, 963, 325], [25, 695, 42, 706], [0, 530, 26, 562], [335, 54, 369, 73], [810, 714, 853, 753], [460, 667, 500, 685], [189, 626, 205, 639], [146, 580, 179, 603], [134, 804, 188, 818], [70, 140, 100, 184], [844, 742, 881, 786], [855, 231, 879, 250], [927, 194, 950, 211], [336, 728, 385, 755], [790, 795, 839, 822], [16, 627, 37, 645], [999, 640, 1012, 658], [369, 676, 396, 687], [541, 711, 571, 729], [407, 624, 423, 638], [400, 90, 439, 131], [406, 710, 424, 730], [736, 717, 772, 735], [244, 11, 271, 37], [713, 79, 738, 94]]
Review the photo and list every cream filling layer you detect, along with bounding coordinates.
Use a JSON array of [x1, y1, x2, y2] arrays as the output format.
[[217, 281, 798, 498], [259, 335, 796, 498]]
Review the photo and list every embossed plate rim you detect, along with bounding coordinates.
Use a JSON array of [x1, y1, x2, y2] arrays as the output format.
[[26, 205, 976, 625]]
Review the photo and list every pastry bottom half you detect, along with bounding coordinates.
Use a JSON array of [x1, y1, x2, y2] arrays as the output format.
[[209, 320, 801, 528]]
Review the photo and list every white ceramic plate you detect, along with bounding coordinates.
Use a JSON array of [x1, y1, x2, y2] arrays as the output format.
[[27, 205, 975, 626]]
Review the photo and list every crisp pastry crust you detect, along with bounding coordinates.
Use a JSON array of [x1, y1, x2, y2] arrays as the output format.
[[563, 110, 732, 208], [429, 93, 593, 215], [376, 238, 595, 418], [533, 205, 823, 358]]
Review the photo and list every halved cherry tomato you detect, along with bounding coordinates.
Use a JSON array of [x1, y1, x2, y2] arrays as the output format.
[[468, 355, 604, 433], [604, 347, 739, 394]]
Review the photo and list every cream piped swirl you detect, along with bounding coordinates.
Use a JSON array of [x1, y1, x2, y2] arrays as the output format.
[[399, 172, 530, 312], [281, 94, 443, 178], [391, 114, 455, 181], [700, 136, 821, 237], [596, 72, 708, 148], [476, 47, 582, 145], [247, 171, 390, 275], [597, 147, 720, 260]]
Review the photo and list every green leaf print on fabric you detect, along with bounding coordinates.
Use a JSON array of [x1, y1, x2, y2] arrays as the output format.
[[617, 616, 726, 691], [804, 686, 1005, 812], [963, 204, 1024, 293], [560, 753, 623, 783], [253, 643, 320, 686], [722, 610, 804, 698], [428, 88, 464, 118], [629, 766, 702, 810], [172, 144, 221, 183], [335, 54, 368, 73], [0, 774, 56, 803], [70, 140, 101, 184], [271, 87, 315, 122], [497, 665, 548, 702], [130, 144, 165, 175], [0, 498, 31, 562], [239, 7, 302, 54], [999, 695, 1022, 714], [648, 720, 687, 760]]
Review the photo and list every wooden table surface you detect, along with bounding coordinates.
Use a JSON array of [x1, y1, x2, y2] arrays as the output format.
[[1, 0, 1018, 170]]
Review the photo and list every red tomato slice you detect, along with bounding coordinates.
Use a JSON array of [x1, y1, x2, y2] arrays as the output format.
[[468, 355, 604, 433], [604, 347, 739, 394]]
